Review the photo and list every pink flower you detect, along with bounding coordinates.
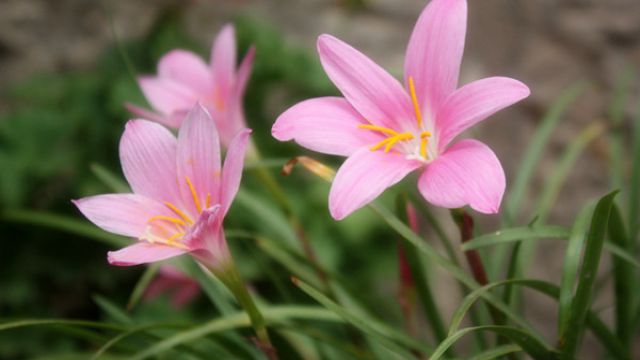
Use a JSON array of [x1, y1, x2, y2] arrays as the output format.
[[144, 265, 200, 309], [74, 105, 251, 269], [272, 0, 529, 220], [128, 24, 255, 147]]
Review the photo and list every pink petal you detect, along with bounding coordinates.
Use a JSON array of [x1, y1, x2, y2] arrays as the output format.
[[210, 24, 237, 98], [317, 34, 414, 130], [235, 46, 255, 100], [435, 77, 530, 150], [176, 105, 221, 215], [108, 242, 189, 266], [73, 194, 171, 237], [329, 148, 421, 220], [418, 139, 505, 214], [125, 103, 183, 128], [272, 97, 381, 156], [404, 0, 467, 115], [120, 120, 182, 205], [138, 76, 198, 115], [220, 129, 251, 215], [157, 50, 212, 94]]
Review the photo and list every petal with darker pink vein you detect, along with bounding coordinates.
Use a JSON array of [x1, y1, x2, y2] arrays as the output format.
[[272, 96, 380, 156], [137, 77, 197, 115], [418, 139, 505, 214], [404, 0, 467, 116], [317, 34, 414, 130], [158, 49, 212, 94], [120, 120, 182, 205], [220, 129, 251, 215], [435, 77, 530, 150], [177, 105, 221, 215], [329, 148, 421, 220], [108, 242, 189, 266]]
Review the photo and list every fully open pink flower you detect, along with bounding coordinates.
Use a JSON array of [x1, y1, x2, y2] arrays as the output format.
[[74, 105, 251, 268], [128, 24, 255, 147], [272, 0, 530, 220]]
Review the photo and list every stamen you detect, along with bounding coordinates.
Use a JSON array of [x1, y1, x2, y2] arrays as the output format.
[[147, 215, 186, 227], [358, 124, 399, 136], [205, 193, 211, 209], [383, 133, 414, 152], [419, 131, 431, 159], [408, 77, 423, 127], [166, 232, 185, 244], [164, 202, 194, 225], [185, 176, 202, 213]]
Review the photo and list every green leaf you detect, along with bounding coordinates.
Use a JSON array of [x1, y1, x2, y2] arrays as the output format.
[[461, 225, 570, 251], [293, 278, 428, 357], [558, 203, 594, 336], [629, 95, 640, 244], [468, 344, 521, 360], [93, 295, 133, 325], [559, 191, 618, 359], [2, 210, 128, 247], [536, 123, 604, 224], [504, 82, 587, 224], [431, 325, 556, 360], [129, 306, 342, 360], [90, 163, 129, 193], [126, 263, 160, 311], [608, 204, 634, 347]]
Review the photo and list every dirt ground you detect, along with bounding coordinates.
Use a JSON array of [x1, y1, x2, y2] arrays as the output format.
[[2, 0, 640, 357]]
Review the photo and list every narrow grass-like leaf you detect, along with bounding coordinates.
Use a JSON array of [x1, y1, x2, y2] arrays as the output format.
[[182, 258, 235, 315], [629, 97, 640, 244], [255, 236, 322, 289], [368, 203, 546, 343], [445, 278, 627, 359], [130, 306, 342, 360], [558, 203, 594, 336], [431, 325, 556, 360], [608, 204, 634, 347], [0, 319, 125, 331], [504, 82, 587, 225], [468, 344, 521, 360], [410, 197, 459, 265], [559, 191, 618, 359], [462, 225, 570, 251], [293, 278, 428, 357], [93, 295, 133, 325], [396, 195, 447, 345], [90, 163, 129, 193], [608, 67, 634, 191], [2, 210, 127, 247], [537, 123, 605, 224], [126, 263, 160, 311]]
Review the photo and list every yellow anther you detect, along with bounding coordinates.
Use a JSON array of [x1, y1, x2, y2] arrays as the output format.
[[185, 176, 202, 213], [164, 202, 193, 225], [358, 124, 399, 136], [383, 133, 414, 152], [408, 76, 424, 128], [147, 215, 186, 227], [205, 193, 212, 209]]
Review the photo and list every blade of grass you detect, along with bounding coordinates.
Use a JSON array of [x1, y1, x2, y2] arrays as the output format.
[[292, 278, 429, 357], [126, 263, 160, 311], [130, 306, 342, 360], [558, 190, 618, 359], [629, 96, 640, 244], [90, 163, 129, 193], [504, 82, 587, 225], [431, 325, 556, 360], [558, 202, 595, 336], [462, 225, 570, 251], [608, 204, 634, 348], [468, 344, 521, 360], [2, 210, 128, 247]]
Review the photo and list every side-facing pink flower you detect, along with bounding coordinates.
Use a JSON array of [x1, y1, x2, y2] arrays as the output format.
[[272, 0, 529, 220], [128, 24, 255, 147], [74, 104, 251, 269]]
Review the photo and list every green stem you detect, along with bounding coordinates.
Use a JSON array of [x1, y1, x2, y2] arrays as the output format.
[[211, 262, 277, 359]]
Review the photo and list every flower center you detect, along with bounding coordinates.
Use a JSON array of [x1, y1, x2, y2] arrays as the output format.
[[358, 76, 434, 161], [141, 176, 211, 249]]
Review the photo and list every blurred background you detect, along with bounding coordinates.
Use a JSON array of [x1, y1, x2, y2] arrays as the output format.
[[1, 0, 639, 358]]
